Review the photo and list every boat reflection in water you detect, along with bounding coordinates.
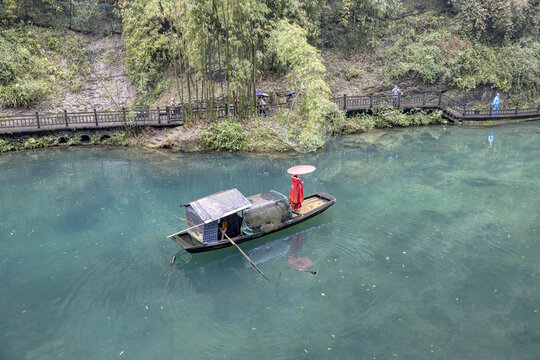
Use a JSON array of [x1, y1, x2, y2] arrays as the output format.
[[247, 233, 313, 269], [169, 225, 329, 292]]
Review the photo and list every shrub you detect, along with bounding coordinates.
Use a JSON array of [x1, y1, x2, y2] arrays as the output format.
[[268, 20, 345, 152], [379, 27, 450, 85], [0, 24, 90, 109], [446, 41, 540, 98], [245, 123, 290, 152], [0, 81, 48, 108], [23, 137, 37, 149], [66, 135, 81, 146], [47, 37, 60, 51], [103, 131, 129, 145], [0, 42, 16, 85], [449, 0, 536, 41], [0, 138, 16, 152], [202, 118, 246, 151], [337, 109, 445, 134]]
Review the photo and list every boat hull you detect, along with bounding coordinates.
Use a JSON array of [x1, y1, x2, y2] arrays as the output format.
[[171, 192, 336, 253]]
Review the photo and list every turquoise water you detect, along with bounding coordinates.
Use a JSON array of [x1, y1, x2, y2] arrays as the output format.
[[1, 123, 540, 359]]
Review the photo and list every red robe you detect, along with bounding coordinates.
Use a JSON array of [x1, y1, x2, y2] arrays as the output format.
[[289, 176, 304, 209]]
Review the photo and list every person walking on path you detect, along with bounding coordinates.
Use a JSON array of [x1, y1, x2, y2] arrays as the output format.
[[492, 93, 500, 115], [392, 85, 402, 108], [170, 97, 179, 120], [260, 96, 267, 117]]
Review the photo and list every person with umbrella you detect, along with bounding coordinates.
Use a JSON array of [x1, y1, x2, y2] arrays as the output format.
[[289, 174, 304, 210], [285, 91, 295, 103], [257, 92, 268, 116], [287, 165, 315, 210]]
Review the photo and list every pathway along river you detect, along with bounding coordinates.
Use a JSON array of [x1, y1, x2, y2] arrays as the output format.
[[1, 123, 540, 359]]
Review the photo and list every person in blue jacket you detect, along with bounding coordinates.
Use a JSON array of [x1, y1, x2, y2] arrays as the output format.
[[492, 93, 500, 115]]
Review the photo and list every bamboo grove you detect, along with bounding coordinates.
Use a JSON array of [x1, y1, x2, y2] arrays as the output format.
[[120, 0, 346, 151], [120, 0, 324, 117]]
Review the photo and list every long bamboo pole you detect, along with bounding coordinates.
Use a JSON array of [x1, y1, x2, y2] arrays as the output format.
[[167, 222, 205, 238], [176, 216, 269, 280], [221, 229, 270, 281]]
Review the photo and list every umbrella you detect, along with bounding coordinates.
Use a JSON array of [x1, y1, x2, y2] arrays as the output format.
[[256, 92, 269, 97], [287, 165, 316, 175]]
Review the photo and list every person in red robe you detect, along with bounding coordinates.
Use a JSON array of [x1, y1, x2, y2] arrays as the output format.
[[289, 174, 304, 210]]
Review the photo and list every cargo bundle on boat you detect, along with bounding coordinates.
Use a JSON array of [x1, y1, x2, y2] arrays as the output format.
[[168, 189, 335, 253]]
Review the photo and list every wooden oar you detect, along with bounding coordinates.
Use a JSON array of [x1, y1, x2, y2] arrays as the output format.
[[175, 217, 269, 280], [220, 229, 270, 281]]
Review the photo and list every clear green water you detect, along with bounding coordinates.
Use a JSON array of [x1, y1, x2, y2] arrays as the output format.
[[1, 124, 540, 359]]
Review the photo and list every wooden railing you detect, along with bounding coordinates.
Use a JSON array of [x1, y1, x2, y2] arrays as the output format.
[[0, 106, 186, 134], [331, 93, 540, 123], [1, 93, 540, 134]]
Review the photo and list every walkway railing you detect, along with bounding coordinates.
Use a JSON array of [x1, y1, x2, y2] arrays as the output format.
[[0, 106, 185, 134], [332, 93, 540, 123], [1, 93, 540, 134]]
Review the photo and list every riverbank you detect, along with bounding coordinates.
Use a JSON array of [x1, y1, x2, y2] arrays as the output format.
[[0, 108, 446, 154]]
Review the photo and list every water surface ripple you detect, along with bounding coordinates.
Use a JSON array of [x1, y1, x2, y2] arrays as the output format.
[[1, 123, 540, 359]]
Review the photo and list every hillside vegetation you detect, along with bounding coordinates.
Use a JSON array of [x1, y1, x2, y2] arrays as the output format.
[[0, 0, 539, 152], [0, 24, 89, 109], [117, 0, 540, 102]]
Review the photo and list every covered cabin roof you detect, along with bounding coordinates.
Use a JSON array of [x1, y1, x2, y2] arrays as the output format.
[[187, 188, 251, 223]]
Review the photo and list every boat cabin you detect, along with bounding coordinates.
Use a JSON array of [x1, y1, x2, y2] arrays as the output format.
[[183, 189, 292, 245]]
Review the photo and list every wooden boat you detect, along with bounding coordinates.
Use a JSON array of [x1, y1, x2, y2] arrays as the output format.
[[168, 189, 336, 253]]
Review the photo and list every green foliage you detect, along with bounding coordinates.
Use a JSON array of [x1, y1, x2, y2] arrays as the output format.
[[24, 134, 64, 148], [120, 0, 172, 98], [338, 0, 402, 51], [66, 135, 81, 146], [1, 0, 29, 19], [268, 20, 344, 152], [448, 41, 540, 97], [0, 24, 91, 108], [379, 14, 540, 100], [379, 25, 451, 85], [23, 137, 37, 149], [120, 0, 335, 101], [244, 123, 290, 152], [102, 131, 129, 145], [201, 118, 246, 151], [337, 109, 445, 134], [0, 81, 48, 108], [1, 0, 122, 34], [449, 0, 539, 41], [0, 25, 45, 85], [58, 35, 91, 68], [0, 137, 17, 152], [0, 130, 134, 153], [262, 0, 326, 43]]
